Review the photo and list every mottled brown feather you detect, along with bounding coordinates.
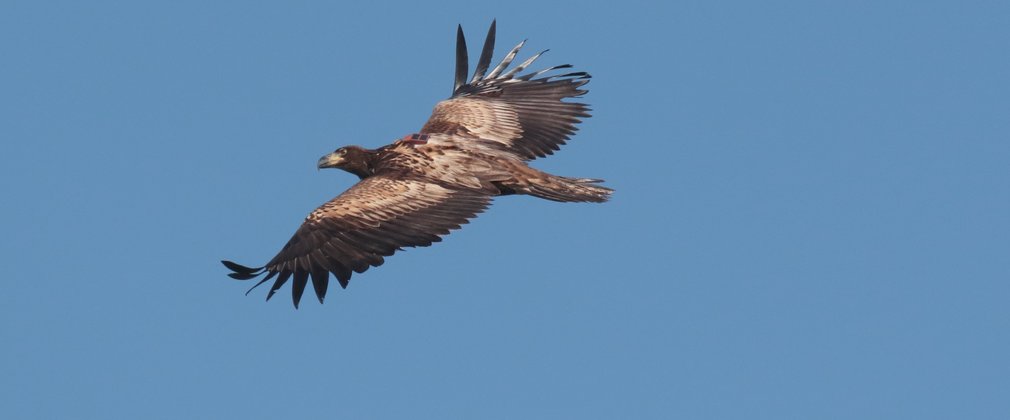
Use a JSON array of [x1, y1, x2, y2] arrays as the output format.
[[258, 176, 492, 305]]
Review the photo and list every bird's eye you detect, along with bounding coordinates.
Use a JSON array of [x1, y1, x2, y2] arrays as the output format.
[[339, 148, 348, 156]]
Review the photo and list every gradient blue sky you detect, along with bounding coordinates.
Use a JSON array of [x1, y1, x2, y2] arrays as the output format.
[[2, 1, 1008, 419]]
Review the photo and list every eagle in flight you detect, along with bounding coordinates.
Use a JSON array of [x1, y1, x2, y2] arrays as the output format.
[[223, 21, 611, 307]]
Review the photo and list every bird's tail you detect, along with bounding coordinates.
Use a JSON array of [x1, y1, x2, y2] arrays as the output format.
[[524, 174, 612, 203]]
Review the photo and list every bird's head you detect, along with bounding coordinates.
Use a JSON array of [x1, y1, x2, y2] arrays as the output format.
[[318, 146, 375, 179]]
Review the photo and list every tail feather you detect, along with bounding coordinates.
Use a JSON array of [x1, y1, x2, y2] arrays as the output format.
[[526, 175, 612, 203]]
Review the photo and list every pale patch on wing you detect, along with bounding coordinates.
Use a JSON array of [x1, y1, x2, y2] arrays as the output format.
[[410, 133, 518, 190], [306, 177, 454, 225], [425, 98, 522, 146]]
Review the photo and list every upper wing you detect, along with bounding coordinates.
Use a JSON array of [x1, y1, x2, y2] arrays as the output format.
[[420, 20, 591, 160], [223, 176, 492, 307]]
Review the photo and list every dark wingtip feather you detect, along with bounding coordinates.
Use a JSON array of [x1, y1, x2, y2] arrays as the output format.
[[470, 19, 496, 83], [291, 270, 309, 309], [453, 24, 468, 94], [310, 269, 329, 305], [336, 271, 350, 289], [244, 271, 277, 296], [222, 260, 261, 274], [559, 71, 590, 78], [266, 270, 291, 302]]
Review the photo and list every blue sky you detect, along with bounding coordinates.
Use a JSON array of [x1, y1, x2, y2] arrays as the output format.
[[2, 1, 1008, 418]]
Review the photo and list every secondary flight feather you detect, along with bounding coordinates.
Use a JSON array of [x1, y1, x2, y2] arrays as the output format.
[[223, 21, 612, 307]]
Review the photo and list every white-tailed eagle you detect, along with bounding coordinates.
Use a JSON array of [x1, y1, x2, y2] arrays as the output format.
[[223, 21, 611, 307]]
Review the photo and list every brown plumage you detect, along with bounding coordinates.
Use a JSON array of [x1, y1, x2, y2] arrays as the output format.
[[223, 21, 612, 307]]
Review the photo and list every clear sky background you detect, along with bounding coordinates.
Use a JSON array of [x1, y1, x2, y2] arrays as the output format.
[[2, 1, 1008, 419]]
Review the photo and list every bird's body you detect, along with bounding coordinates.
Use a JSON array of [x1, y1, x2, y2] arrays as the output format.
[[224, 21, 611, 307]]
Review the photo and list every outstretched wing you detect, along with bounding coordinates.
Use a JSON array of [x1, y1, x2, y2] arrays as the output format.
[[223, 176, 492, 307], [421, 20, 591, 160]]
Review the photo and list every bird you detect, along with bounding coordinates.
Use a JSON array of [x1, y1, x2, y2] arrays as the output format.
[[222, 20, 612, 307]]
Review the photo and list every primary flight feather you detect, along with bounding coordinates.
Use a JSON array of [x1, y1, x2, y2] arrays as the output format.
[[223, 21, 612, 307]]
